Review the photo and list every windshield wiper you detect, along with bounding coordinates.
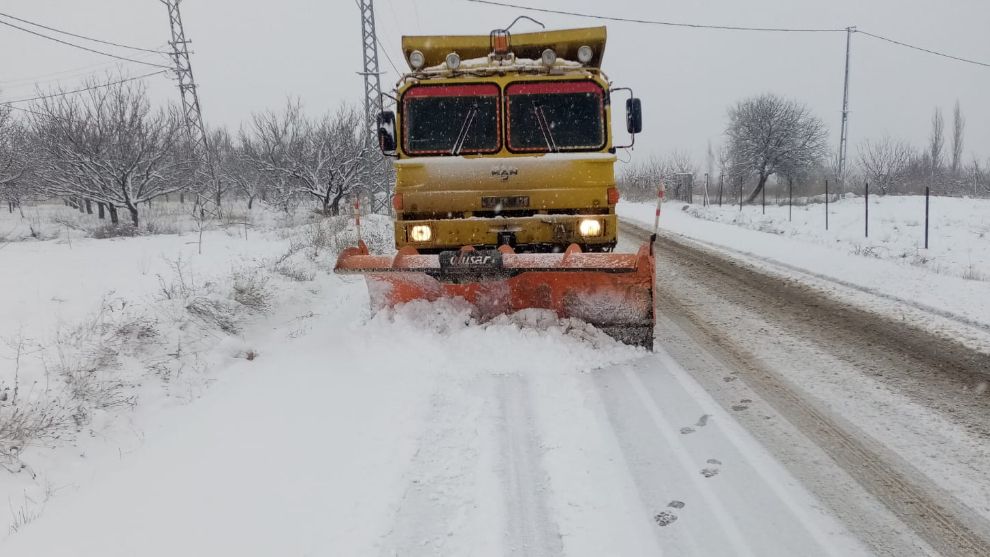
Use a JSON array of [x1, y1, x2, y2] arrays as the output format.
[[533, 104, 558, 152], [451, 107, 478, 155]]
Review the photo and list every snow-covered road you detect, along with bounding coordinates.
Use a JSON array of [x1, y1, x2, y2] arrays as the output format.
[[4, 212, 989, 555], [2, 259, 864, 556]]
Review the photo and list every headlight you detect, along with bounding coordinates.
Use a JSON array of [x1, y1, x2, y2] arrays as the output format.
[[577, 45, 594, 64], [578, 219, 603, 237], [409, 225, 432, 242], [541, 48, 557, 67], [445, 52, 461, 70], [409, 50, 425, 70]]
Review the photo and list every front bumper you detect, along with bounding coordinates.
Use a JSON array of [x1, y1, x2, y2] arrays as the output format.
[[395, 214, 617, 251]]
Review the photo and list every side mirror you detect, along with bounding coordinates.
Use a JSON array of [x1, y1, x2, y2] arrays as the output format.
[[377, 111, 397, 153], [626, 98, 643, 135]]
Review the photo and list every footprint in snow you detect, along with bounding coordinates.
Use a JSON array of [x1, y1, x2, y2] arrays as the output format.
[[731, 405, 748, 412], [681, 414, 711, 435], [701, 458, 722, 478], [723, 376, 737, 382], [654, 511, 678, 527], [668, 500, 685, 509]]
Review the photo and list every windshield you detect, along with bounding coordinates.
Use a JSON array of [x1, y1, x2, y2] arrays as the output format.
[[402, 84, 500, 156], [506, 81, 606, 153]]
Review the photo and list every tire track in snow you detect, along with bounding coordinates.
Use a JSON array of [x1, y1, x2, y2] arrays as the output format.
[[621, 221, 990, 556], [378, 381, 492, 556], [378, 373, 563, 556], [494, 375, 563, 556]]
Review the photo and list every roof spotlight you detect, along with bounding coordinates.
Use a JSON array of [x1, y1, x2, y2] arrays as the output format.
[[577, 45, 594, 64], [541, 48, 557, 67], [445, 52, 461, 70], [409, 50, 425, 70]]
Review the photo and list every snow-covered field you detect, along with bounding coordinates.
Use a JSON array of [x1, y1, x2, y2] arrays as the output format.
[[0, 203, 376, 537], [0, 203, 871, 555], [619, 195, 990, 351]]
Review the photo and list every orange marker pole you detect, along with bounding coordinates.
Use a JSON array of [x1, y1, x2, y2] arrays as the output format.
[[652, 180, 666, 251], [354, 197, 362, 246]]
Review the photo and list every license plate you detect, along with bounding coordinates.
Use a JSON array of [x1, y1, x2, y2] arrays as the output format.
[[481, 196, 529, 210], [439, 250, 503, 272]]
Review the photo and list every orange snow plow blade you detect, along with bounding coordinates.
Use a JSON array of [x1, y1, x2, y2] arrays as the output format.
[[335, 243, 656, 348]]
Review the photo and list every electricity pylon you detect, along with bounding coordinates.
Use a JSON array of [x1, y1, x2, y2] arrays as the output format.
[[161, 0, 207, 156], [161, 0, 220, 215], [358, 0, 391, 214]]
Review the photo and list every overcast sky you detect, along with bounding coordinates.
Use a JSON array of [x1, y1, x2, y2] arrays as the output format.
[[2, 0, 988, 167]]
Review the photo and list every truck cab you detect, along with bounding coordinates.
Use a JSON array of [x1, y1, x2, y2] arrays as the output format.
[[377, 26, 642, 254]]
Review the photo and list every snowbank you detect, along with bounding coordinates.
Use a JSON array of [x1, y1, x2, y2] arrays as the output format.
[[619, 197, 990, 348]]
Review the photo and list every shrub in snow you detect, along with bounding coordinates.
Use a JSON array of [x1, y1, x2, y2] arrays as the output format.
[[52, 299, 146, 413], [185, 297, 239, 334], [92, 223, 140, 239], [231, 268, 272, 312], [274, 263, 316, 282]]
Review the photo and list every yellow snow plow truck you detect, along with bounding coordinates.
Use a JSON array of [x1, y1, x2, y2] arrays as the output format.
[[335, 25, 656, 348]]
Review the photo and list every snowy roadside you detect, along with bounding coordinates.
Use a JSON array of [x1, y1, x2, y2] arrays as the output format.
[[619, 197, 990, 354], [0, 210, 389, 535]]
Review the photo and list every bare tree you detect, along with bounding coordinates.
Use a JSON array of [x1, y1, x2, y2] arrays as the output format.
[[0, 105, 29, 213], [199, 127, 235, 217], [31, 77, 189, 226], [227, 145, 267, 210], [705, 140, 715, 180], [971, 157, 990, 197], [617, 151, 698, 202], [857, 135, 914, 195], [928, 107, 945, 180], [824, 150, 852, 194], [725, 94, 829, 202], [0, 105, 19, 184], [243, 100, 369, 215], [616, 159, 657, 202], [716, 143, 731, 178], [951, 100, 965, 176], [239, 127, 297, 214]]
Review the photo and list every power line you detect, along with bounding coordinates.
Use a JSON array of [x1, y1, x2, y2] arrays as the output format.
[[465, 0, 846, 32], [466, 0, 990, 69], [0, 47, 170, 90], [857, 30, 990, 69], [0, 70, 169, 105], [377, 0, 405, 76], [0, 56, 157, 86], [0, 11, 167, 54], [376, 35, 401, 76], [0, 18, 171, 69], [6, 104, 52, 118]]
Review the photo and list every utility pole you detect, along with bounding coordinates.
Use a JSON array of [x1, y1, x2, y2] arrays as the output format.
[[837, 26, 855, 190], [358, 0, 390, 214]]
